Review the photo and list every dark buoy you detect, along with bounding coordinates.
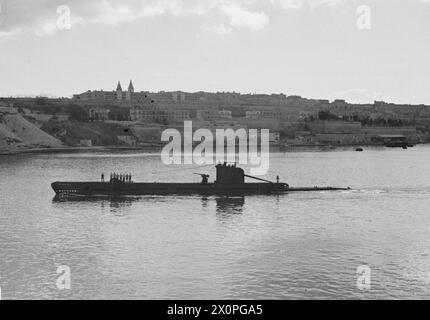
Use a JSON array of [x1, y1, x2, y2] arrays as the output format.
[[355, 147, 364, 152]]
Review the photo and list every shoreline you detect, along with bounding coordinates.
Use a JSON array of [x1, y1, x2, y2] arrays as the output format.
[[1, 142, 427, 156], [0, 145, 161, 156]]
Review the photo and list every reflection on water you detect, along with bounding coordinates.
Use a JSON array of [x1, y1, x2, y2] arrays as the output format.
[[53, 194, 246, 216], [53, 194, 139, 212], [215, 197, 245, 215], [2, 147, 430, 299], [53, 194, 141, 205]]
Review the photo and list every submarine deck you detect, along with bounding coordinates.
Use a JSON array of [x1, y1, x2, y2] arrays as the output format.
[[51, 181, 350, 196]]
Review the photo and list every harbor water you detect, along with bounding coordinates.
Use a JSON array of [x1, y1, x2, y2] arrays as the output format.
[[1, 146, 430, 299]]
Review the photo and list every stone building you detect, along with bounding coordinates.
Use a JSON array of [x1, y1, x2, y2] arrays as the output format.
[[130, 105, 190, 122], [73, 80, 153, 107], [89, 106, 110, 121], [219, 109, 232, 119]]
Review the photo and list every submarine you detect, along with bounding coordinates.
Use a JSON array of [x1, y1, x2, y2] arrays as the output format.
[[51, 163, 350, 197]]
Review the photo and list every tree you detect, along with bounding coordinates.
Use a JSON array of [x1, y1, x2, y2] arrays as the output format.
[[36, 97, 47, 105], [69, 105, 89, 122], [318, 110, 340, 121]]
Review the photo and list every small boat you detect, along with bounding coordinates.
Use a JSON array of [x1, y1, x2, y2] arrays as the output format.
[[51, 163, 350, 197], [355, 147, 364, 152], [385, 141, 408, 148]]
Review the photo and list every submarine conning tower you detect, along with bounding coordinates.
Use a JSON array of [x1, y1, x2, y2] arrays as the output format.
[[215, 163, 245, 184]]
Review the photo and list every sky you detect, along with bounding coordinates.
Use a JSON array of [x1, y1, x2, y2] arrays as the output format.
[[0, 0, 429, 104]]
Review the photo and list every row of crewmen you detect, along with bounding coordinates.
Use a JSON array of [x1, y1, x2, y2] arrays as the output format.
[[101, 173, 133, 183]]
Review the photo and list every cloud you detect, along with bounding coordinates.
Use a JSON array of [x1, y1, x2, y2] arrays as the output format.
[[309, 0, 344, 8], [0, 0, 354, 40], [328, 88, 384, 104], [203, 23, 233, 35], [273, 0, 305, 9], [87, 0, 217, 25], [272, 0, 345, 10], [0, 1, 84, 39], [220, 3, 269, 31], [0, 0, 272, 40], [0, 28, 22, 42]]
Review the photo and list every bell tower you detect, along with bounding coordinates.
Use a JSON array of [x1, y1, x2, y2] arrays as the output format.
[[126, 80, 134, 101], [116, 81, 123, 101]]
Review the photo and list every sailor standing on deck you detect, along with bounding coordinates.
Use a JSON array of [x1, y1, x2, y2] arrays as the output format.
[[276, 176, 279, 183], [201, 174, 209, 185], [101, 173, 104, 182]]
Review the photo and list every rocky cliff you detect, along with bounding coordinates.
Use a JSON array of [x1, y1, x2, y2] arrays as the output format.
[[0, 106, 63, 153]]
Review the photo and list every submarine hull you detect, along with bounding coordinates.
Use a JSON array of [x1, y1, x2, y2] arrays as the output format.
[[51, 181, 349, 196]]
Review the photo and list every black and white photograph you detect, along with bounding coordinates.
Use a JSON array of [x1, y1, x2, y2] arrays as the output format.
[[1, 0, 430, 307]]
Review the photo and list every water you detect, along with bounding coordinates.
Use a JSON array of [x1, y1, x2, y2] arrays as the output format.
[[1, 146, 430, 299]]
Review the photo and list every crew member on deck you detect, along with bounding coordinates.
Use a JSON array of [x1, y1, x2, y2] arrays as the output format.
[[101, 173, 104, 182], [276, 176, 280, 183], [201, 174, 209, 185]]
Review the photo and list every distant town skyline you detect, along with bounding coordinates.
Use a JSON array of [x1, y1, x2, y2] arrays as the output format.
[[1, 0, 430, 104]]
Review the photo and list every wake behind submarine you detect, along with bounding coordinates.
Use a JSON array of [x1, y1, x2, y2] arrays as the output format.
[[51, 163, 351, 197]]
